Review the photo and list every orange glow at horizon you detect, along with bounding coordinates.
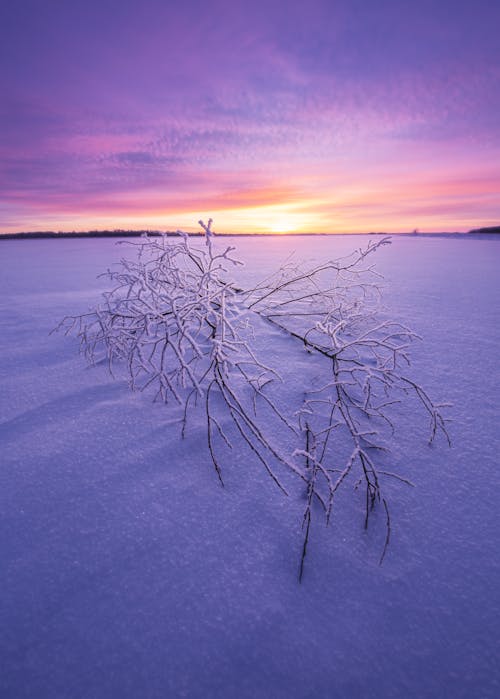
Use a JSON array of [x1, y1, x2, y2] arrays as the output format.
[[2, 164, 499, 235]]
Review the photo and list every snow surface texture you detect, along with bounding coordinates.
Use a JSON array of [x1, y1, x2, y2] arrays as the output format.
[[1, 234, 499, 698]]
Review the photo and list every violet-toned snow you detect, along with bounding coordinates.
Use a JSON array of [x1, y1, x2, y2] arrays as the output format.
[[1, 235, 499, 698]]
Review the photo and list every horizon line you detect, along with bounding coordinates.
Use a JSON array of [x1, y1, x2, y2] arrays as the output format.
[[2, 227, 499, 240]]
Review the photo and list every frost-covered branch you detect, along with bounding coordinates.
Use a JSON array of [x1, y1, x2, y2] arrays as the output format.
[[55, 222, 296, 490], [243, 236, 450, 576], [55, 221, 451, 580]]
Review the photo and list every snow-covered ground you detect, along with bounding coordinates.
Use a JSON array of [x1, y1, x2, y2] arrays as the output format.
[[1, 234, 499, 698]]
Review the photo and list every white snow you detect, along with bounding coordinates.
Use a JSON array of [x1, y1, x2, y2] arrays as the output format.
[[1, 234, 499, 698]]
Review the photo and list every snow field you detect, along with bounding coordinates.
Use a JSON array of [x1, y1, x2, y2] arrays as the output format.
[[0, 234, 499, 698]]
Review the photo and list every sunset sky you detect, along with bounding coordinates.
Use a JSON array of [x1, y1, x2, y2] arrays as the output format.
[[1, 0, 499, 234]]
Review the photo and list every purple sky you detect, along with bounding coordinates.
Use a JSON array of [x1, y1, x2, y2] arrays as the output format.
[[1, 0, 500, 233]]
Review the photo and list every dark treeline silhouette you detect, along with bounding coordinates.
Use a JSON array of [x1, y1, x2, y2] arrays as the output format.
[[468, 226, 500, 234], [0, 230, 204, 240]]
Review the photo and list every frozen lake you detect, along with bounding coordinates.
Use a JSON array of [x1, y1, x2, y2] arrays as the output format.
[[1, 234, 499, 698]]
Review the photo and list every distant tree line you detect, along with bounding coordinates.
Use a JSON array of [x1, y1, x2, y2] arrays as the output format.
[[468, 226, 500, 234], [0, 230, 204, 240]]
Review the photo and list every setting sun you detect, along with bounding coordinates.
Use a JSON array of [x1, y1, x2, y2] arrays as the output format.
[[269, 219, 298, 233]]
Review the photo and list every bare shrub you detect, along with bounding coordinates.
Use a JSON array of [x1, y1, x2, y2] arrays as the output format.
[[55, 220, 450, 579]]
